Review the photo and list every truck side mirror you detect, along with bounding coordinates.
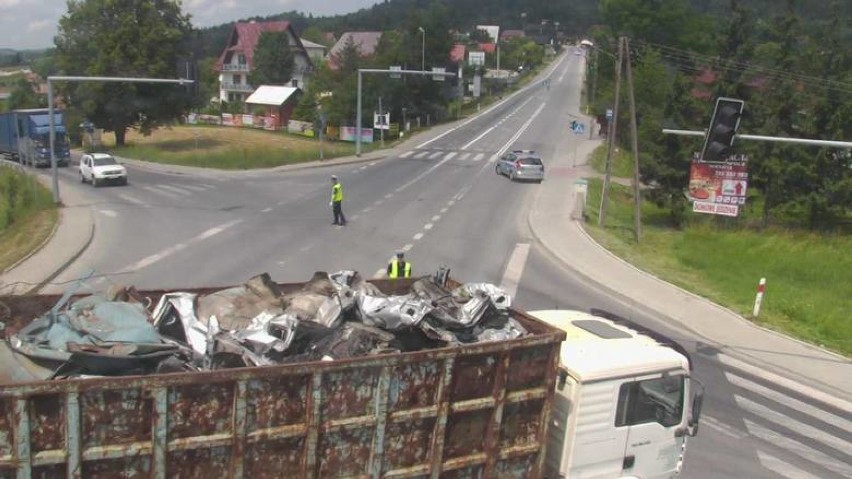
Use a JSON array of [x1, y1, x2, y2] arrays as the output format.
[[688, 379, 705, 437]]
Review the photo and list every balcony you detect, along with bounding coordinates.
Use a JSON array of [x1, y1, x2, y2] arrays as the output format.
[[221, 82, 253, 92], [221, 64, 249, 72]]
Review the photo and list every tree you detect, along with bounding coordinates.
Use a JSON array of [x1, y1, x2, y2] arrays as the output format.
[[6, 77, 45, 110], [54, 0, 194, 146], [250, 31, 295, 86]]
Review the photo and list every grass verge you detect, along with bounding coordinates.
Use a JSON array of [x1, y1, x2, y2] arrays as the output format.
[[582, 175, 851, 356], [100, 125, 386, 169], [0, 168, 57, 277]]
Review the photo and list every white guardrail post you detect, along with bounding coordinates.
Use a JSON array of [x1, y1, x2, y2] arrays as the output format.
[[752, 277, 766, 317]]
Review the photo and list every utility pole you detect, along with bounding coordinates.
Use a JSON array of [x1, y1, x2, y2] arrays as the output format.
[[378, 96, 384, 147], [624, 37, 642, 243], [598, 37, 624, 227], [589, 48, 598, 139]]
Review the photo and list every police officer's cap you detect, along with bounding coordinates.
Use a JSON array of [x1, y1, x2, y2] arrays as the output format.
[[396, 251, 405, 258]]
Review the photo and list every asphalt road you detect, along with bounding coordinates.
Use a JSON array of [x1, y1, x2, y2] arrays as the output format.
[[44, 51, 851, 478]]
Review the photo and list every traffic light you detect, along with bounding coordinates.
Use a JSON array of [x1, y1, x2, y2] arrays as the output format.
[[701, 97, 745, 162]]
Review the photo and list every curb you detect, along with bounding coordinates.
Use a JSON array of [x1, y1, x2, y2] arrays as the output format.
[[26, 209, 96, 295]]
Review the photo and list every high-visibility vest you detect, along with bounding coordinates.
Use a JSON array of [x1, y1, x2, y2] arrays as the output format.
[[332, 183, 343, 202], [388, 260, 411, 278]]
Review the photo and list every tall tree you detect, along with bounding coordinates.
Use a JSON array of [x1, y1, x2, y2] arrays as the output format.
[[54, 0, 194, 146], [6, 77, 45, 110], [250, 31, 295, 86]]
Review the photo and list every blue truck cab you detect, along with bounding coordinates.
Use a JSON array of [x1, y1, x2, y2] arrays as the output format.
[[0, 108, 71, 167]]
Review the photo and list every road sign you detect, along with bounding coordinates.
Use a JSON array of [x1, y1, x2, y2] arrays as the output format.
[[606, 109, 613, 121], [390, 66, 402, 79], [432, 67, 446, 81]]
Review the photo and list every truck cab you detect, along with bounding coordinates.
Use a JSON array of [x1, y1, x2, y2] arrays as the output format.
[[532, 310, 703, 479]]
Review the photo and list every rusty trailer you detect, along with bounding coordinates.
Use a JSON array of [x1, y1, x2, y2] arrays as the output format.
[[0, 279, 566, 478]]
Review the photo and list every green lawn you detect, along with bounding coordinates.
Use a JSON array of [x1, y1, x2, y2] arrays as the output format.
[[583, 175, 851, 356], [101, 125, 386, 170]]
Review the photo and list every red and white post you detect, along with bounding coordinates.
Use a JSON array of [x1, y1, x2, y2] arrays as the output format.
[[752, 277, 767, 317]]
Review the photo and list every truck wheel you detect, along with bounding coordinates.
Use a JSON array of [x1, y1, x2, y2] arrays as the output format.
[[495, 165, 501, 176], [80, 173, 85, 183]]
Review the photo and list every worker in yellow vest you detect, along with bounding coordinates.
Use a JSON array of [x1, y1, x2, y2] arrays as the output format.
[[330, 175, 346, 226], [387, 251, 412, 279]]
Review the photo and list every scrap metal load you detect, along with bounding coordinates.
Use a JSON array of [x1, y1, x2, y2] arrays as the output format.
[[1, 270, 524, 381]]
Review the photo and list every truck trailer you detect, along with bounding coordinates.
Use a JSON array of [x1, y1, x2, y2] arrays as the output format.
[[0, 275, 703, 478], [0, 108, 71, 167]]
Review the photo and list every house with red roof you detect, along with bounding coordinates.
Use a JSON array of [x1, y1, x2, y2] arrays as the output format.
[[215, 20, 314, 104]]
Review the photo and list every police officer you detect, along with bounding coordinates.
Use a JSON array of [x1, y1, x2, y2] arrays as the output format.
[[330, 175, 346, 226], [387, 251, 411, 279]]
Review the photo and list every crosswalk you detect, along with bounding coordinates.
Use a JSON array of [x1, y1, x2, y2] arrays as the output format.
[[708, 368, 852, 479], [399, 149, 493, 163], [120, 182, 218, 202]]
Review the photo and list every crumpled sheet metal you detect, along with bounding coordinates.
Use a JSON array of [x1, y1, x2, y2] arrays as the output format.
[[456, 282, 512, 310], [356, 294, 433, 330], [152, 293, 211, 356], [9, 294, 175, 376]]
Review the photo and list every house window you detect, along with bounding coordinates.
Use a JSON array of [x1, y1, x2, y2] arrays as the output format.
[[238, 54, 246, 65], [291, 79, 299, 88], [233, 74, 241, 84]]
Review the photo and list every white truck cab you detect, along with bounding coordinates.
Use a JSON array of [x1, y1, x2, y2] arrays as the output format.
[[531, 309, 704, 479]]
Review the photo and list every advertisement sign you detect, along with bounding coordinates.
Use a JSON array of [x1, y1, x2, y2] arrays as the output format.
[[688, 154, 749, 217], [339, 126, 373, 144]]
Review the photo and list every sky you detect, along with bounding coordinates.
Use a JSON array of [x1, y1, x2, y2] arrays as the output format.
[[0, 0, 380, 50]]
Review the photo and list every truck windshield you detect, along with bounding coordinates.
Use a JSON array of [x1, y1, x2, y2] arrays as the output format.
[[616, 375, 685, 428]]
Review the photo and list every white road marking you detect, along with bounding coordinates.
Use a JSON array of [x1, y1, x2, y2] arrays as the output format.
[[717, 354, 852, 413], [182, 184, 208, 192], [459, 152, 471, 161], [198, 183, 216, 189], [461, 126, 497, 150], [701, 415, 747, 439], [413, 233, 424, 240], [725, 372, 852, 431], [743, 419, 852, 477], [117, 194, 146, 205], [159, 184, 193, 196], [261, 207, 272, 213], [489, 154, 499, 163], [424, 223, 433, 230], [473, 153, 485, 162], [440, 207, 448, 213], [374, 200, 383, 206], [299, 245, 311, 253], [431, 215, 440, 221], [756, 451, 820, 479], [142, 185, 180, 198], [359, 165, 368, 170], [733, 394, 850, 453], [413, 151, 429, 159], [401, 244, 413, 252], [393, 152, 459, 194], [447, 200, 455, 206], [384, 193, 392, 199], [500, 243, 531, 299], [399, 151, 414, 158], [428, 151, 442, 159], [444, 152, 457, 161], [99, 209, 117, 217], [123, 219, 241, 271], [362, 207, 372, 213]]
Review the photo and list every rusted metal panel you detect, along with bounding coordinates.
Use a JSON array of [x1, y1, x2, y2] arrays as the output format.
[[0, 279, 566, 478]]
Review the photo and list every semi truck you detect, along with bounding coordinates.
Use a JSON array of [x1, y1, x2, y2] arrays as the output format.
[[0, 108, 71, 167], [0, 276, 703, 478]]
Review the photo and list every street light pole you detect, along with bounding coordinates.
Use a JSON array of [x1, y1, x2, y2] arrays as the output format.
[[419, 27, 425, 71]]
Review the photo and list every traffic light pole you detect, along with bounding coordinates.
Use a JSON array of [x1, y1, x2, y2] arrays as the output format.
[[46, 76, 192, 204], [661, 129, 852, 149], [356, 68, 457, 156]]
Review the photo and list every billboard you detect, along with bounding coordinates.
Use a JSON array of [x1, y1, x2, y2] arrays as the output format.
[[688, 154, 749, 217]]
